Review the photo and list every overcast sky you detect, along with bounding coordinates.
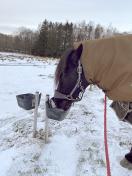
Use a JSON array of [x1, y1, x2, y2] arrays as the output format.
[[0, 0, 132, 34]]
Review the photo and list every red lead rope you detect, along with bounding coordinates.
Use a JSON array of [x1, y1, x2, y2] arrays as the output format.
[[104, 95, 111, 176]]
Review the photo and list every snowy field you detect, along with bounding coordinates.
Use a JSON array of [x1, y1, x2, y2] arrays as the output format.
[[0, 52, 132, 176]]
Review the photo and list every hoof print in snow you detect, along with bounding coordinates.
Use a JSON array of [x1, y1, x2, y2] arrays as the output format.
[[12, 119, 32, 136], [35, 129, 52, 140]]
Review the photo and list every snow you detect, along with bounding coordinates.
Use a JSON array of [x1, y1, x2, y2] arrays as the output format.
[[39, 135, 79, 176], [0, 148, 16, 176], [0, 52, 132, 176]]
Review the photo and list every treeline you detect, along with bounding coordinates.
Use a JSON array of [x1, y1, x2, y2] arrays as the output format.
[[32, 20, 73, 57], [0, 28, 37, 54], [0, 20, 120, 57]]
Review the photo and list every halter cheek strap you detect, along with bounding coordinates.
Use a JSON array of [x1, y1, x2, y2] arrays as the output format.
[[54, 61, 85, 102]]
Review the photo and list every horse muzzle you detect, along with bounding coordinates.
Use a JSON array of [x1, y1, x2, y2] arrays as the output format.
[[45, 97, 70, 121]]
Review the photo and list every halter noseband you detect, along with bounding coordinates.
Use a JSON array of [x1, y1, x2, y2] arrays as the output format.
[[54, 61, 85, 102]]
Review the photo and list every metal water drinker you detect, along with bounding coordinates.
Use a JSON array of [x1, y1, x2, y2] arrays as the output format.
[[16, 93, 41, 110], [45, 95, 69, 121]]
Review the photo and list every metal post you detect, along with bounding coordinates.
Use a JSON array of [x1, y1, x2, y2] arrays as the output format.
[[33, 91, 39, 138], [89, 84, 93, 91], [45, 94, 49, 143]]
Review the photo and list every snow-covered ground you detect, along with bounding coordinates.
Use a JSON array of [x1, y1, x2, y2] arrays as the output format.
[[0, 52, 132, 176]]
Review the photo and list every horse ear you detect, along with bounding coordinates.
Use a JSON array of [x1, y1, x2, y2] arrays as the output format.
[[66, 44, 83, 68], [75, 44, 83, 59]]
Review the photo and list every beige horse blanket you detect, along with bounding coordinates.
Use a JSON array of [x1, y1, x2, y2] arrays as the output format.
[[75, 35, 132, 102]]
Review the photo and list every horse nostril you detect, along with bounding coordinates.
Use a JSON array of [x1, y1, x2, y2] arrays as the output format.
[[52, 98, 72, 111]]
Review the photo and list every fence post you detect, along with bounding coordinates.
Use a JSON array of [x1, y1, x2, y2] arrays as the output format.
[[45, 94, 49, 143], [33, 91, 39, 138], [89, 84, 93, 91]]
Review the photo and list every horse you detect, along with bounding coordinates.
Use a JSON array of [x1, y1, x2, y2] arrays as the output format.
[[51, 35, 132, 168]]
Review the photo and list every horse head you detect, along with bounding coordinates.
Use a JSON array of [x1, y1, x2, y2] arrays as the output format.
[[52, 44, 89, 111]]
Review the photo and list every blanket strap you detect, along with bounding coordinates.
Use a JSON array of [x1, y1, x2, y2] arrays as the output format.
[[104, 95, 111, 176]]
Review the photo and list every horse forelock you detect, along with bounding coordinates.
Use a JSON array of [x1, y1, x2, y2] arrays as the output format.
[[55, 48, 74, 86]]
